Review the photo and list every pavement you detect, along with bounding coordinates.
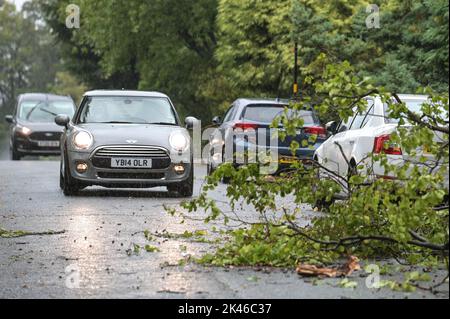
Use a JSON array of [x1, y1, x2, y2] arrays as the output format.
[[0, 149, 448, 298]]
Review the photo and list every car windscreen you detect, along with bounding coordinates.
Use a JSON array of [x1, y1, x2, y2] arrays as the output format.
[[18, 100, 75, 123], [242, 105, 318, 125], [78, 96, 177, 125]]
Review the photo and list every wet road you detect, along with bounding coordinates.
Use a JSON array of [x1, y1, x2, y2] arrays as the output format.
[[0, 157, 448, 298]]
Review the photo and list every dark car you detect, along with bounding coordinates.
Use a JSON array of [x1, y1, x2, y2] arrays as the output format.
[[4, 93, 76, 160], [207, 98, 327, 175]]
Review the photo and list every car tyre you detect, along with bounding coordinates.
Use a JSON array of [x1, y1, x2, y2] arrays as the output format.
[[61, 152, 80, 196], [168, 167, 194, 197], [10, 145, 21, 161]]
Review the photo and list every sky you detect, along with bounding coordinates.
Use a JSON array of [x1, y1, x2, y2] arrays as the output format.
[[7, 0, 28, 10]]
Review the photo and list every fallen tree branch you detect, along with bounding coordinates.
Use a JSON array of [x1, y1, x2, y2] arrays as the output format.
[[392, 93, 449, 135], [284, 219, 449, 253], [0, 228, 66, 238]]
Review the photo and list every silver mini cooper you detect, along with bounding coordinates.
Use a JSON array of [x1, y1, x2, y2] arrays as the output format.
[[55, 90, 197, 196]]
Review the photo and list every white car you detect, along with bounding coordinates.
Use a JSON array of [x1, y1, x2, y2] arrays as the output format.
[[314, 94, 448, 186]]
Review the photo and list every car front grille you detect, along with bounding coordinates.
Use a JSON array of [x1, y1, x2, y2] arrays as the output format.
[[91, 146, 171, 169], [29, 131, 61, 141], [97, 172, 165, 179]]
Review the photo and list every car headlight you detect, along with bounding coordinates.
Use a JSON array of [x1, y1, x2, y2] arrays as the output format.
[[17, 125, 32, 136], [169, 131, 189, 152], [73, 131, 93, 150]]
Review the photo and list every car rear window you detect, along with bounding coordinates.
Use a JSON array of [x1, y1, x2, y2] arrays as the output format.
[[242, 105, 318, 125], [384, 99, 427, 123]]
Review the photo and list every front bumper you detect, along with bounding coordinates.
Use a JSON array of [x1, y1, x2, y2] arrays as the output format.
[[14, 135, 61, 156], [67, 148, 192, 187]]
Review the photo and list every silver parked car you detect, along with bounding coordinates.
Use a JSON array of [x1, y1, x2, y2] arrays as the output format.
[[55, 90, 197, 196]]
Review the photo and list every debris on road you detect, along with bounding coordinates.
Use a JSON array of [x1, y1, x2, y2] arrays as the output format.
[[296, 256, 360, 278], [0, 227, 65, 238]]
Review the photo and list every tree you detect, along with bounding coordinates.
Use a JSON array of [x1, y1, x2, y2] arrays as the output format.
[[49, 71, 86, 104], [173, 62, 449, 289], [40, 0, 219, 120], [38, 0, 140, 91], [0, 1, 66, 113], [0, 2, 36, 111], [215, 0, 293, 98]]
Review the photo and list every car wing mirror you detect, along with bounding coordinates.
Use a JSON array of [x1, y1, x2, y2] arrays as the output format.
[[325, 121, 338, 135], [185, 116, 198, 129], [212, 116, 221, 125], [55, 114, 71, 128], [5, 115, 13, 124]]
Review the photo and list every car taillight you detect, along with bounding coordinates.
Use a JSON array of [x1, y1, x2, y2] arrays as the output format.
[[304, 126, 327, 139], [233, 122, 259, 132], [373, 134, 402, 155]]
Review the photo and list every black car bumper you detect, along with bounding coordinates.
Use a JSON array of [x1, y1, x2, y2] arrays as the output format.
[[13, 133, 61, 156]]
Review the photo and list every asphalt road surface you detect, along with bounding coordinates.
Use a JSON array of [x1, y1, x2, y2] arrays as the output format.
[[0, 152, 448, 298]]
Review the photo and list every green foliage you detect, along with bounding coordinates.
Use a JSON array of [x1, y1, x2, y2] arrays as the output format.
[[49, 71, 87, 104], [40, 0, 219, 120], [144, 245, 161, 253], [0, 1, 69, 113], [216, 0, 293, 97], [0, 226, 65, 238], [39, 0, 448, 122], [175, 63, 448, 273]]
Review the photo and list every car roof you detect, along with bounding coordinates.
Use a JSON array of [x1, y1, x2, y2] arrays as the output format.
[[83, 90, 169, 98], [19, 93, 73, 101], [235, 98, 289, 106], [395, 94, 428, 101]]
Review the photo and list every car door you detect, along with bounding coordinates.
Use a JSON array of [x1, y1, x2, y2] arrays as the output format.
[[320, 100, 375, 176], [335, 101, 378, 175], [320, 115, 354, 175], [210, 104, 237, 163]]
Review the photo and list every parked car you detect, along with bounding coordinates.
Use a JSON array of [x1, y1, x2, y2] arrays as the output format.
[[55, 90, 197, 196], [207, 98, 327, 175], [314, 94, 449, 187], [4, 93, 76, 160]]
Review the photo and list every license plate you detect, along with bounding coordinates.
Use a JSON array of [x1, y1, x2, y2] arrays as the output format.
[[279, 156, 297, 164], [38, 141, 59, 147], [111, 158, 152, 168]]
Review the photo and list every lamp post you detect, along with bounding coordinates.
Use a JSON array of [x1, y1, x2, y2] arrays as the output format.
[[293, 42, 299, 100]]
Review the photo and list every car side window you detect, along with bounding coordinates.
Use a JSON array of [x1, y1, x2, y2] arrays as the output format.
[[360, 102, 375, 128], [349, 100, 375, 130], [349, 112, 366, 130], [337, 116, 353, 133]]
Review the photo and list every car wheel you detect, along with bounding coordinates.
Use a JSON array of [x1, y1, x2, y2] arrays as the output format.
[[62, 152, 80, 196], [221, 147, 234, 184], [59, 170, 64, 190], [10, 145, 21, 161], [312, 159, 334, 212], [168, 167, 194, 197], [348, 160, 357, 179]]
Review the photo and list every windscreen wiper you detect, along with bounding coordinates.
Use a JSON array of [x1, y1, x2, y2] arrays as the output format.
[[39, 108, 59, 117], [99, 121, 137, 124], [26, 101, 45, 120], [148, 122, 178, 126]]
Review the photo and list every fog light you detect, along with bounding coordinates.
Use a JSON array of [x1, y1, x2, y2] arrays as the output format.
[[76, 162, 88, 173], [174, 164, 185, 175]]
